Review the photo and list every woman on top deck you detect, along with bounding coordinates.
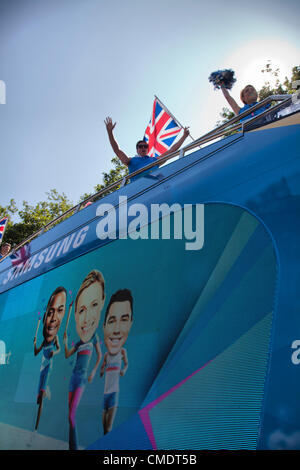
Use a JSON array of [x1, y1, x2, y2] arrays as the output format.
[[221, 84, 270, 121]]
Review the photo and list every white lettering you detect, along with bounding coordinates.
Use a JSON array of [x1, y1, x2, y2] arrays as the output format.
[[1, 226, 90, 289], [0, 340, 6, 365], [0, 341, 11, 366], [12, 263, 24, 280], [151, 203, 182, 240], [56, 233, 76, 257], [103, 455, 138, 467], [0, 80, 6, 104], [45, 241, 61, 263], [128, 204, 149, 240], [73, 226, 89, 248], [96, 204, 116, 240], [184, 204, 204, 251], [2, 268, 13, 285], [95, 197, 205, 251], [118, 195, 128, 239], [20, 254, 37, 275], [147, 455, 196, 465], [291, 340, 300, 365], [34, 248, 49, 269]]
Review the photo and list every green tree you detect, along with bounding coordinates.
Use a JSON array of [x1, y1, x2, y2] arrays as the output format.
[[0, 199, 18, 223], [3, 158, 127, 247], [258, 61, 287, 100], [283, 65, 300, 94], [3, 189, 73, 247], [80, 157, 128, 202], [216, 107, 235, 127]]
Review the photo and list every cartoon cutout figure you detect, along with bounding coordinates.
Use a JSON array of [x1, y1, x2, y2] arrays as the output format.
[[64, 270, 105, 450], [100, 289, 133, 435], [34, 286, 70, 431]]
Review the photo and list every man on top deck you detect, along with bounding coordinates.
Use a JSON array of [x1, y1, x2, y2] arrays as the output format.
[[104, 116, 190, 179]]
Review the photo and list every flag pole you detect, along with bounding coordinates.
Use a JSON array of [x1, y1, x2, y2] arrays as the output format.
[[154, 95, 195, 141]]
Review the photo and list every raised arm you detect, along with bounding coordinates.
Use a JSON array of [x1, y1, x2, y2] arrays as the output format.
[[221, 86, 241, 115], [34, 338, 44, 356], [63, 332, 76, 359], [63, 301, 76, 358], [159, 127, 190, 160], [104, 117, 131, 166], [33, 317, 44, 356]]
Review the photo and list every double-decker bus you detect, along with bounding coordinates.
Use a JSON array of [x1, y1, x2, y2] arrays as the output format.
[[0, 96, 299, 450]]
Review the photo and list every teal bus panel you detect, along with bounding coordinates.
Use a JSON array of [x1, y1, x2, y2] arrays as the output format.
[[0, 203, 277, 450]]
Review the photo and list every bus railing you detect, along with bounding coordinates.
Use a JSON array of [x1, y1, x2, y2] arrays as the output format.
[[2, 94, 293, 260]]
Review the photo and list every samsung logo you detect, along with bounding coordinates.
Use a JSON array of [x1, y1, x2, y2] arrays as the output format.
[[2, 226, 89, 286]]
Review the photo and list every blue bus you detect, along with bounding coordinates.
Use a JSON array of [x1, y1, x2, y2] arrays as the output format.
[[0, 96, 299, 450]]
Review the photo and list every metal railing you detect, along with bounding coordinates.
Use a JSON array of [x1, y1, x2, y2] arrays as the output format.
[[2, 94, 293, 260]]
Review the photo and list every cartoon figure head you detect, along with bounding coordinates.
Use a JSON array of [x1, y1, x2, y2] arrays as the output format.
[[75, 270, 105, 343], [103, 289, 133, 355], [43, 286, 67, 343]]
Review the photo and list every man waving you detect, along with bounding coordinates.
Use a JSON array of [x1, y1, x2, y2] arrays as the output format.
[[104, 116, 189, 180]]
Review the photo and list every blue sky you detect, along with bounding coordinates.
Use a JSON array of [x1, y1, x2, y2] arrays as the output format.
[[0, 0, 299, 216]]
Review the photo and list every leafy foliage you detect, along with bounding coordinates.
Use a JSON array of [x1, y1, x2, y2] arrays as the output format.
[[216, 107, 235, 127], [2, 159, 128, 247], [1, 190, 73, 247], [80, 157, 128, 202]]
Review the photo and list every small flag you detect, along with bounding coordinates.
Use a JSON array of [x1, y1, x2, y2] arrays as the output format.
[[0, 217, 8, 242], [10, 244, 31, 267], [144, 97, 182, 158]]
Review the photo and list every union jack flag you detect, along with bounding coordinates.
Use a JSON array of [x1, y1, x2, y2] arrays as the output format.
[[144, 97, 182, 158], [0, 217, 8, 242], [10, 244, 31, 267]]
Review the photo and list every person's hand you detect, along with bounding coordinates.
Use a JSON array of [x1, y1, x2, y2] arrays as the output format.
[[220, 84, 229, 95], [104, 117, 116, 133], [183, 127, 190, 138]]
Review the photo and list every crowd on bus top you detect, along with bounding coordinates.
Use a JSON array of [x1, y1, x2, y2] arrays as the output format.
[[104, 82, 269, 177], [0, 81, 269, 260]]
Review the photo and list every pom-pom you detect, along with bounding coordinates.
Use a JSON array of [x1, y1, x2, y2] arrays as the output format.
[[208, 69, 236, 90]]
